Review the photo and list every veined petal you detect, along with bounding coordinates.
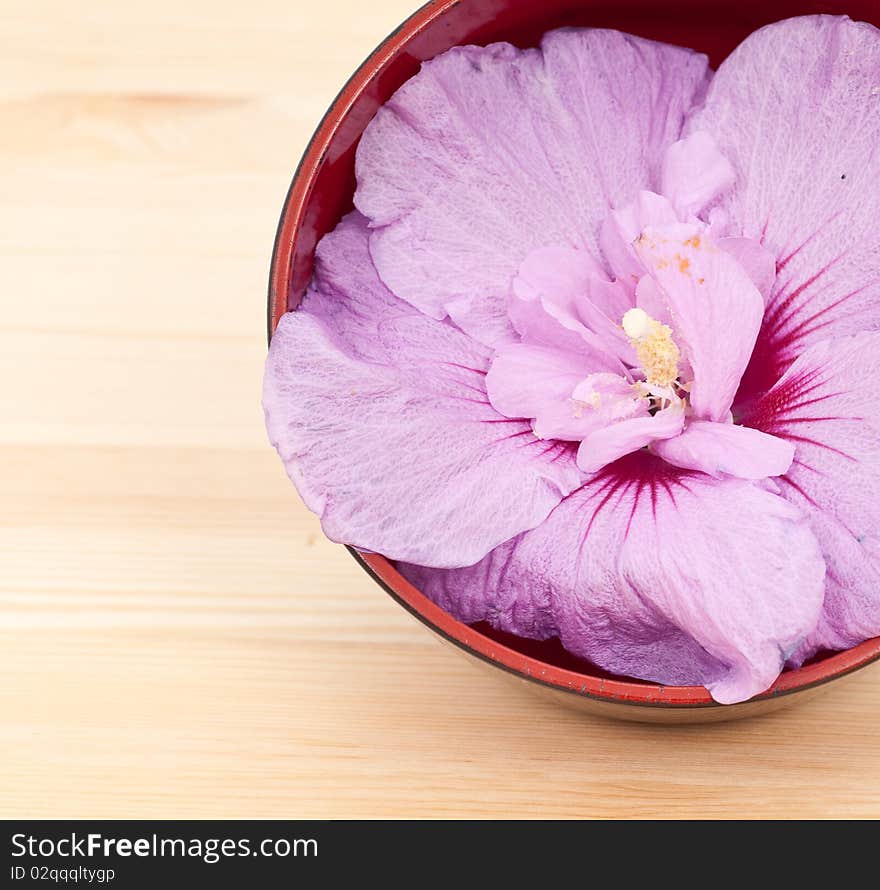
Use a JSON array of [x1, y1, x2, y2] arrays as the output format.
[[634, 273, 674, 328], [536, 372, 644, 442], [652, 420, 794, 479], [513, 246, 634, 364], [739, 332, 880, 659], [576, 401, 684, 474], [635, 223, 764, 422], [599, 190, 679, 284], [401, 452, 826, 703], [661, 131, 735, 219], [486, 343, 597, 428], [263, 214, 583, 568], [687, 15, 880, 397], [355, 30, 710, 346], [400, 543, 559, 641], [305, 211, 418, 362], [513, 245, 607, 307], [717, 237, 776, 303]]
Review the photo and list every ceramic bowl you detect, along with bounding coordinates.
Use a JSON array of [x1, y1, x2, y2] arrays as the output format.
[[268, 0, 880, 722]]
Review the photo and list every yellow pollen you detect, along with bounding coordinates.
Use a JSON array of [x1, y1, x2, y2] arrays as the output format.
[[621, 307, 681, 389]]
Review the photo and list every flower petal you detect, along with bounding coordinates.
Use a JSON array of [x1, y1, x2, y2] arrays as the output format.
[[575, 402, 684, 473], [739, 331, 880, 659], [599, 190, 679, 284], [652, 420, 794, 479], [687, 15, 880, 396], [402, 452, 825, 703], [400, 545, 558, 639], [717, 237, 776, 303], [538, 372, 645, 442], [355, 30, 710, 346], [635, 224, 764, 421], [304, 210, 418, 362], [661, 131, 735, 219], [485, 343, 597, 431], [513, 245, 607, 306], [264, 213, 583, 568], [512, 246, 634, 363]]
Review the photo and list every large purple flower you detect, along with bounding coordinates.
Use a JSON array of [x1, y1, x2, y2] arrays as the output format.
[[264, 17, 880, 703]]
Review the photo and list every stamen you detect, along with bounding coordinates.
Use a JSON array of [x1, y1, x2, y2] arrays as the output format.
[[621, 307, 680, 389], [622, 307, 650, 339]]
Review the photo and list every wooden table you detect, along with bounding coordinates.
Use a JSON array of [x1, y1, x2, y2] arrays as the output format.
[[2, 0, 879, 820]]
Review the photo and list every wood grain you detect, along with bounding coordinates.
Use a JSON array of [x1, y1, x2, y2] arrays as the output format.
[[2, 0, 879, 819]]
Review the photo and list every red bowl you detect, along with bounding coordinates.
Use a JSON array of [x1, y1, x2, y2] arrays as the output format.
[[268, 0, 880, 721]]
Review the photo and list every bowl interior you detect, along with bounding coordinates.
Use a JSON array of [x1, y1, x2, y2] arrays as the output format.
[[270, 0, 880, 705]]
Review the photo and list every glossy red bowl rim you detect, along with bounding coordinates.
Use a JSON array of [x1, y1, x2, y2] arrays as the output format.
[[268, 0, 880, 708]]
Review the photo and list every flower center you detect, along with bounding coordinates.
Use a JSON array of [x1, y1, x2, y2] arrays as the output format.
[[622, 307, 681, 390]]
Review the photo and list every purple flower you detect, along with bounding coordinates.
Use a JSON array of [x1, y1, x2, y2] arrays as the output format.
[[264, 16, 880, 703]]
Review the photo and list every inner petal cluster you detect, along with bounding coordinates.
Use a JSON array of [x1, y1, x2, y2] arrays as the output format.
[[485, 134, 794, 481]]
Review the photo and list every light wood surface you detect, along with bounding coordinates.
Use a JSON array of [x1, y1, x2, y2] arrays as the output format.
[[2, 0, 879, 820]]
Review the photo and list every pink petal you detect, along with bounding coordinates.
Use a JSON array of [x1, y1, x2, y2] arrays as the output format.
[[660, 131, 735, 219], [635, 224, 764, 422], [652, 420, 794, 479], [486, 338, 640, 441], [504, 299, 613, 370], [634, 273, 674, 328], [576, 402, 684, 474], [355, 30, 710, 346], [536, 372, 645, 442], [717, 237, 776, 303], [508, 248, 628, 368], [587, 277, 636, 328], [402, 452, 825, 703], [305, 211, 418, 362], [513, 245, 607, 305], [739, 331, 880, 660], [599, 190, 679, 284], [263, 214, 583, 568], [401, 546, 558, 639], [485, 343, 597, 434], [687, 15, 880, 396], [513, 246, 634, 363]]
